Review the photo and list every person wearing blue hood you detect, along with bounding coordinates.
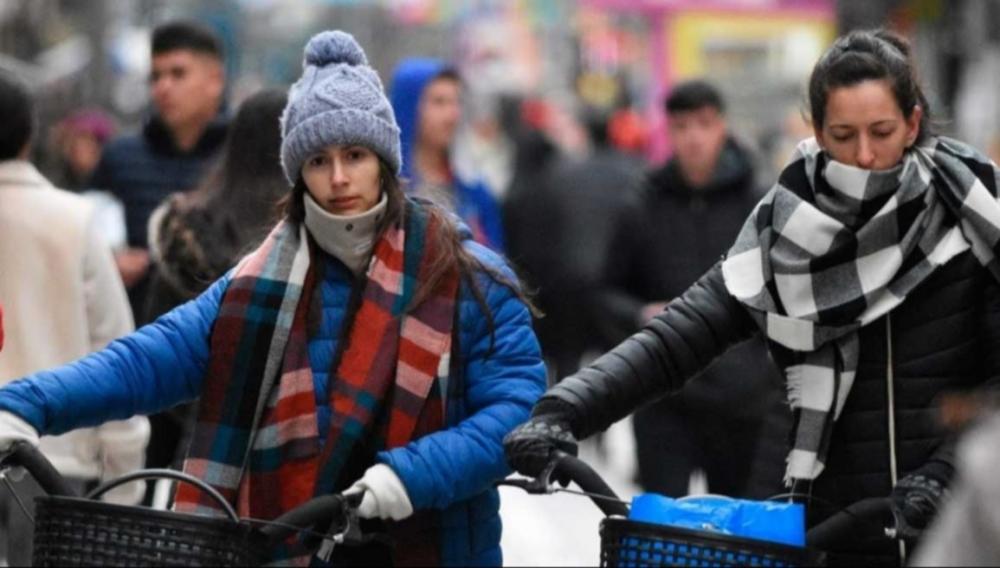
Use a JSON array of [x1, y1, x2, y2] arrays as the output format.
[[390, 58, 506, 251], [0, 30, 544, 566]]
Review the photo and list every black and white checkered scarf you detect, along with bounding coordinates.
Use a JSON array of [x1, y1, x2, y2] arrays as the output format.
[[722, 136, 1000, 484]]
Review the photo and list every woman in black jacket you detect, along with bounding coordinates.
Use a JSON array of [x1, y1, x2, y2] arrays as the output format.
[[504, 29, 1000, 566]]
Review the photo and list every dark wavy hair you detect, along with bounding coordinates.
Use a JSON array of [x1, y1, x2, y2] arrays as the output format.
[[183, 88, 289, 258], [809, 29, 932, 144]]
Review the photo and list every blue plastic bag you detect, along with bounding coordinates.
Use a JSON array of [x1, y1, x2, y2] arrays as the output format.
[[628, 493, 805, 547]]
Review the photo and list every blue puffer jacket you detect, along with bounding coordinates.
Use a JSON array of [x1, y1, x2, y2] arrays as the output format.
[[0, 240, 545, 566]]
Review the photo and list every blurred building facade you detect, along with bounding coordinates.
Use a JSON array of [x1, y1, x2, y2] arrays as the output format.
[[0, 0, 996, 186]]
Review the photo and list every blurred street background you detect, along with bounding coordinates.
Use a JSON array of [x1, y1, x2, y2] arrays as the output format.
[[7, 0, 1000, 185]]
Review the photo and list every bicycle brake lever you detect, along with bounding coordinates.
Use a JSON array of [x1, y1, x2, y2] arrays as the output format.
[[316, 497, 363, 562], [338, 508, 365, 546], [496, 453, 566, 494]]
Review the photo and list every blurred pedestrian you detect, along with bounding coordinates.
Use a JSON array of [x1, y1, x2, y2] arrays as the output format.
[[88, 20, 229, 487], [506, 105, 642, 381], [137, 89, 288, 482], [501, 101, 561, 371], [50, 108, 116, 192], [390, 58, 505, 251], [506, 29, 1000, 565], [0, 31, 544, 565], [89, 20, 228, 321], [607, 106, 649, 157], [48, 108, 129, 257], [145, 88, 288, 321], [0, 71, 148, 566], [596, 80, 784, 500]]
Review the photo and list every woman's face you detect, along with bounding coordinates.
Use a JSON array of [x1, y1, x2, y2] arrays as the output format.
[[815, 79, 922, 170], [301, 144, 381, 216]]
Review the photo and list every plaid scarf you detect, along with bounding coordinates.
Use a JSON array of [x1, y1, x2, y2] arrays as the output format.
[[722, 137, 1000, 484], [175, 198, 457, 562]]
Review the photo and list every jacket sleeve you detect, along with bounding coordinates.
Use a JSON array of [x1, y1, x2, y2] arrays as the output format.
[[377, 255, 546, 511], [929, 268, 1000, 469], [545, 262, 760, 438], [0, 274, 229, 435], [979, 269, 1000, 395]]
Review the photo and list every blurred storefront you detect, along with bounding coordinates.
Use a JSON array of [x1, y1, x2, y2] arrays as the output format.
[[577, 0, 835, 166], [4, 0, 998, 177]]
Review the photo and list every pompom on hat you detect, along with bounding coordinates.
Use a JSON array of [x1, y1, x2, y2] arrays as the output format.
[[280, 30, 401, 184]]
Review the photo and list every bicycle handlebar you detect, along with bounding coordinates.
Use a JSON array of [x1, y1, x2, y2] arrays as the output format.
[[258, 491, 365, 545], [805, 497, 893, 550], [1, 441, 77, 497], [552, 453, 630, 517], [499, 451, 629, 517]]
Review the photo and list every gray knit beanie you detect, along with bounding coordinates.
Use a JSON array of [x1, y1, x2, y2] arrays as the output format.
[[280, 30, 401, 184]]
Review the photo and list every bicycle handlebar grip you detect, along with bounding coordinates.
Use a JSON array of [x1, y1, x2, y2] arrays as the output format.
[[551, 452, 629, 517], [259, 494, 352, 544], [6, 441, 77, 497], [806, 497, 892, 550]]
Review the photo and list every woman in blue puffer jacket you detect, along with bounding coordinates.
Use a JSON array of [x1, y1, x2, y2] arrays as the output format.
[[0, 30, 545, 566]]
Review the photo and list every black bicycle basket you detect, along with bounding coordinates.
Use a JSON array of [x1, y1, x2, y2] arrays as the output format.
[[600, 517, 820, 567], [30, 470, 267, 567]]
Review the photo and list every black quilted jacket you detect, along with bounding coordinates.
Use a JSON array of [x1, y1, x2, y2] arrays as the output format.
[[539, 251, 1000, 560]]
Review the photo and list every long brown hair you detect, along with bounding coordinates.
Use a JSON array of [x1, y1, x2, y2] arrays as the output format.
[[279, 159, 537, 350], [185, 89, 289, 255]]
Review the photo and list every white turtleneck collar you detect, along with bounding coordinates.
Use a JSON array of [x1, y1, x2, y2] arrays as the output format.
[[303, 192, 387, 276]]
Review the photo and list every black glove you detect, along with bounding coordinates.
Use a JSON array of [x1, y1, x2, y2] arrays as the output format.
[[503, 403, 579, 479], [890, 460, 953, 543]]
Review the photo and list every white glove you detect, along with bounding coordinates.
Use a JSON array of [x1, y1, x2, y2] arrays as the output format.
[[348, 464, 413, 521], [0, 410, 39, 451], [97, 417, 150, 505]]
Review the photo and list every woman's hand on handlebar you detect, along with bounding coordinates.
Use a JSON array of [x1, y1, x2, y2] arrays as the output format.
[[0, 411, 39, 455], [347, 464, 413, 521], [503, 411, 579, 479], [889, 460, 952, 544]]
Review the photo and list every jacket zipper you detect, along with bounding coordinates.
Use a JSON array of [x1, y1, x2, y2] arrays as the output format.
[[886, 314, 907, 562]]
